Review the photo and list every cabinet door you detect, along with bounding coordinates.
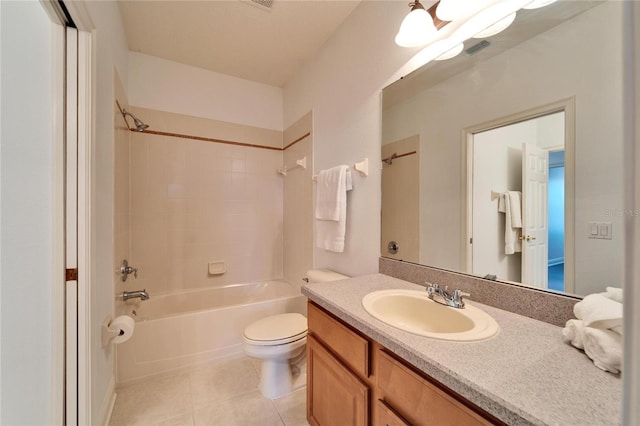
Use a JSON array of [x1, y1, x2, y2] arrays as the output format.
[[377, 350, 494, 426], [307, 335, 369, 426]]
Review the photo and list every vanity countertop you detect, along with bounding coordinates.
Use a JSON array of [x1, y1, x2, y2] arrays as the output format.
[[302, 273, 621, 426]]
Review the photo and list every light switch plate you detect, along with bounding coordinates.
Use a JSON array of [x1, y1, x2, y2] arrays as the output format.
[[588, 222, 612, 240]]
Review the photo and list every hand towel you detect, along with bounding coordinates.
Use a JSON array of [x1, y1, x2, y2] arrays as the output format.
[[583, 327, 622, 374], [315, 165, 352, 221], [573, 293, 623, 332], [315, 165, 352, 252], [562, 319, 585, 349], [498, 191, 522, 255]]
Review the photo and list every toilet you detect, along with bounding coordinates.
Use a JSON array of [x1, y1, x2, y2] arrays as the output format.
[[242, 269, 349, 399]]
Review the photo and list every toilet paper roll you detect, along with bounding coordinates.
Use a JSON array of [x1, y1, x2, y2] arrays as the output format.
[[109, 315, 135, 344]]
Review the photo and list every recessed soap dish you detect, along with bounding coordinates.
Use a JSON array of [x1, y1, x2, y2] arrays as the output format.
[[208, 261, 226, 275]]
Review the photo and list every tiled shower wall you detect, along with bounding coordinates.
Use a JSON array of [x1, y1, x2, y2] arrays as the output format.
[[283, 112, 313, 289], [127, 108, 285, 296]]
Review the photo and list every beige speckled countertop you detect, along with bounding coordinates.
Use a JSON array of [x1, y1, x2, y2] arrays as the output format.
[[302, 273, 621, 426]]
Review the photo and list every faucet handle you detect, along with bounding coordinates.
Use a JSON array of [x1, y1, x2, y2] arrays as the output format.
[[452, 290, 470, 302]]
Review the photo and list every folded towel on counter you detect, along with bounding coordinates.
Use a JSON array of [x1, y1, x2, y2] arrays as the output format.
[[315, 165, 353, 252], [561, 319, 585, 349], [605, 286, 623, 303], [574, 293, 623, 333], [583, 327, 622, 374], [497, 191, 522, 255]]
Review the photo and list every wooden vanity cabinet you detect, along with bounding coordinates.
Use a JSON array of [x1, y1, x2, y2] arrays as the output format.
[[307, 301, 502, 426]]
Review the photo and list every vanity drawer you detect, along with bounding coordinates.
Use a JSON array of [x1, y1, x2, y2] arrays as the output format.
[[307, 302, 370, 378], [377, 349, 494, 426]]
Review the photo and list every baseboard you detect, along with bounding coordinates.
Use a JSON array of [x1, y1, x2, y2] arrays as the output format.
[[548, 258, 565, 267], [97, 376, 116, 426]]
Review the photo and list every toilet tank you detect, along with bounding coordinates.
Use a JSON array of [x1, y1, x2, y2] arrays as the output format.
[[305, 269, 349, 283]]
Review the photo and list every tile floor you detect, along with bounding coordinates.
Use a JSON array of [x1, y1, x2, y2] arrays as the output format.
[[109, 357, 309, 426]]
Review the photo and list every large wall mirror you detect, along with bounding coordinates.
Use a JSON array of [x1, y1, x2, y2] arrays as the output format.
[[381, 1, 624, 297]]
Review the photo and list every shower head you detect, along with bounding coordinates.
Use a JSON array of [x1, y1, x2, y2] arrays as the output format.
[[122, 109, 149, 132]]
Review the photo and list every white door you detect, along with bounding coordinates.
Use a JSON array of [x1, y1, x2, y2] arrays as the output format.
[[65, 26, 79, 426], [521, 143, 549, 288]]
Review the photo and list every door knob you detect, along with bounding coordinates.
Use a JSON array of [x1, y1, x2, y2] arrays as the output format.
[[519, 235, 537, 241]]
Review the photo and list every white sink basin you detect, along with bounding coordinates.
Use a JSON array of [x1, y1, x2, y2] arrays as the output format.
[[362, 289, 500, 342]]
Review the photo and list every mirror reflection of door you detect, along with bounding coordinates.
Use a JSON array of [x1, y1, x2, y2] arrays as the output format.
[[381, 136, 420, 263], [470, 111, 565, 290]]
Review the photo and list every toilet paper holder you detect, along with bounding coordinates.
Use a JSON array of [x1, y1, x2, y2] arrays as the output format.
[[101, 315, 134, 347]]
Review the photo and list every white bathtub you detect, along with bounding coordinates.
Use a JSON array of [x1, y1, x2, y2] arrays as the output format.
[[116, 281, 307, 383]]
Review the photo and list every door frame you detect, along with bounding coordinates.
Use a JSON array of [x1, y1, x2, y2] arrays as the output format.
[[42, 1, 94, 423], [462, 97, 575, 293]]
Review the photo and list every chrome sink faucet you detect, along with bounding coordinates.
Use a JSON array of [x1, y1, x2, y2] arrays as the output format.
[[426, 283, 469, 309]]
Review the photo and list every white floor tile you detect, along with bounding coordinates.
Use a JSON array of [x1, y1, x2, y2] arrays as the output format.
[[189, 357, 260, 409], [109, 356, 308, 426], [109, 373, 192, 426], [150, 412, 195, 426], [274, 388, 309, 426], [193, 390, 284, 426]]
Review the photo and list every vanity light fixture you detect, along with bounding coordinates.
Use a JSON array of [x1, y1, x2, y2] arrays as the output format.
[[395, 0, 438, 47], [523, 0, 558, 9], [472, 12, 516, 38], [436, 0, 491, 22], [434, 42, 464, 60]]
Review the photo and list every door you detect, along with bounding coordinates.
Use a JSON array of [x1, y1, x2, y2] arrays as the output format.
[[307, 335, 369, 426], [521, 143, 549, 288], [65, 26, 79, 426]]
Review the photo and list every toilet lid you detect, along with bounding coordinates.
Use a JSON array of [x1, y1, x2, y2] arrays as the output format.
[[244, 313, 307, 344]]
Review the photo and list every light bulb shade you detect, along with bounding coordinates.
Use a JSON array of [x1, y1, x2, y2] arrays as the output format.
[[395, 7, 437, 47], [472, 12, 516, 38], [435, 43, 464, 61], [523, 0, 558, 10], [436, 0, 491, 22]]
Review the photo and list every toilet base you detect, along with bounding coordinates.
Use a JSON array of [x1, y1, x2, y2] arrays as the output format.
[[259, 359, 294, 399]]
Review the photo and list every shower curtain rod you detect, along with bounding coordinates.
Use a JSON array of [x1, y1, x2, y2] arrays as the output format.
[[382, 150, 417, 165]]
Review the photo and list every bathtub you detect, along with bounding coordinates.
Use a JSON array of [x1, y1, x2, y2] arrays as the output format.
[[115, 281, 307, 384]]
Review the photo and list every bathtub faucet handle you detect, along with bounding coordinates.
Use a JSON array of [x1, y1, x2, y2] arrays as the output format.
[[120, 259, 138, 282]]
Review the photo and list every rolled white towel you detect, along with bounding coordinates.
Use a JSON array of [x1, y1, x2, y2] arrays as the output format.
[[562, 319, 585, 349], [605, 287, 623, 303], [583, 327, 622, 374], [573, 293, 622, 331]]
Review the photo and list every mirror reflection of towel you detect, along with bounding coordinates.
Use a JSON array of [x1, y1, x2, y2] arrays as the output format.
[[498, 191, 522, 255]]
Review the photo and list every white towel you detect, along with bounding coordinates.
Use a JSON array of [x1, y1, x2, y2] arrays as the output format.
[[583, 327, 622, 374], [605, 287, 623, 303], [562, 319, 585, 349], [315, 165, 352, 252], [315, 165, 352, 221], [573, 293, 623, 332], [498, 191, 522, 255]]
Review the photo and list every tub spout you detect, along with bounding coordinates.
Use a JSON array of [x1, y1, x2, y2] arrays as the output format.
[[123, 289, 150, 301]]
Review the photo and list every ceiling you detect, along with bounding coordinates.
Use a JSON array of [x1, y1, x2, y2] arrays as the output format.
[[118, 0, 362, 88]]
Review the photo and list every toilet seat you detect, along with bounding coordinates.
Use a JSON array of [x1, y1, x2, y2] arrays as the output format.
[[243, 313, 307, 346]]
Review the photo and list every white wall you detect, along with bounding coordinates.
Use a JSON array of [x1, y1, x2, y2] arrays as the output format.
[[382, 2, 625, 295], [0, 2, 59, 423], [283, 1, 420, 277], [128, 52, 283, 131], [81, 1, 130, 422]]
